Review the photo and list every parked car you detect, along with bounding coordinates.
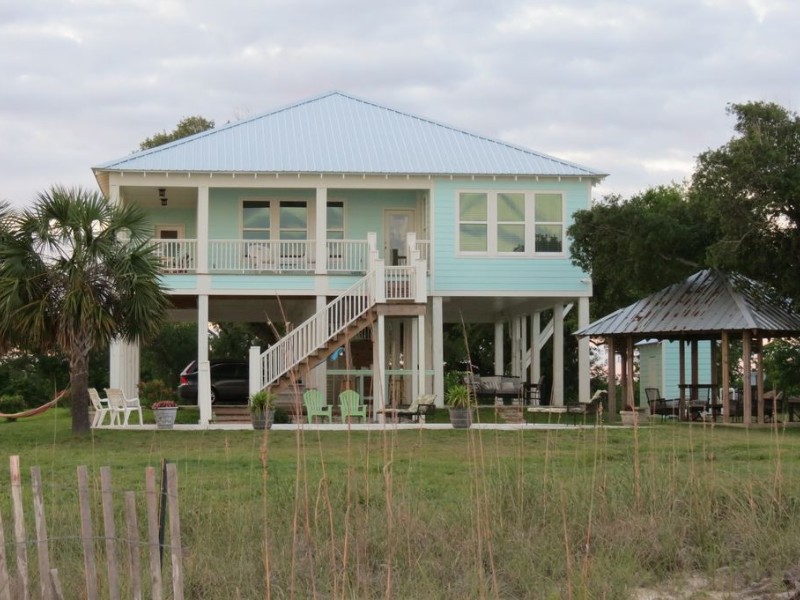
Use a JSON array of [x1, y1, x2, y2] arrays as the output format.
[[177, 359, 249, 404]]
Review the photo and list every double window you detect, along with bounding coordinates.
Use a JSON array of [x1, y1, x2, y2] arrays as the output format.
[[457, 191, 564, 255], [242, 200, 309, 240]]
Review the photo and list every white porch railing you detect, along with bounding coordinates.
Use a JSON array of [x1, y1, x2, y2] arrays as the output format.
[[208, 240, 316, 272], [153, 239, 197, 273], [258, 272, 377, 389], [384, 266, 416, 300], [156, 235, 428, 275], [326, 239, 370, 273]]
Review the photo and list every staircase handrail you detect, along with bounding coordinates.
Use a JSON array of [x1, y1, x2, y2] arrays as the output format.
[[260, 271, 376, 388]]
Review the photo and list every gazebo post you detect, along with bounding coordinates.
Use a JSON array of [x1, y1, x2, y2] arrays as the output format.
[[626, 336, 635, 410], [756, 337, 765, 424], [679, 339, 686, 420], [607, 337, 617, 423], [743, 333, 752, 426], [619, 342, 628, 411], [710, 338, 719, 418], [691, 340, 699, 401], [721, 331, 730, 424]]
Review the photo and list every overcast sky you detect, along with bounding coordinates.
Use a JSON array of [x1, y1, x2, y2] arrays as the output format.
[[1, 0, 797, 207]]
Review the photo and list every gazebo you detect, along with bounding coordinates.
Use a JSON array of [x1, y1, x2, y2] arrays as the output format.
[[577, 269, 800, 425]]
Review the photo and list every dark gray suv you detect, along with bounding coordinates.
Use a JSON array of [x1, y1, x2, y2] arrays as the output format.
[[177, 359, 249, 404]]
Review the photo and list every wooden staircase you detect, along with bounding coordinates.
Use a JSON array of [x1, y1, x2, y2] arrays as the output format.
[[212, 405, 251, 423], [271, 309, 377, 394]]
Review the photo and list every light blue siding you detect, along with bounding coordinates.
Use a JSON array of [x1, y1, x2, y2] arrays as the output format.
[[144, 208, 197, 237], [211, 275, 315, 291], [638, 341, 663, 406], [431, 177, 592, 293], [663, 341, 712, 400]]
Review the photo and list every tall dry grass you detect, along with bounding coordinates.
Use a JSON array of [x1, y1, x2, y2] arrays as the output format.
[[3, 411, 800, 598]]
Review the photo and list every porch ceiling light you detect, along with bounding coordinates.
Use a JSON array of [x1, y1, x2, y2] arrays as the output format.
[[158, 188, 168, 206]]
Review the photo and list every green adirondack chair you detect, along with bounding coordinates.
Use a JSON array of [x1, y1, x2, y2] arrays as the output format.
[[303, 389, 332, 424], [339, 389, 367, 423]]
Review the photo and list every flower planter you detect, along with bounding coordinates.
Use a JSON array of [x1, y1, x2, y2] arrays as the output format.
[[449, 407, 472, 429], [620, 408, 646, 426], [154, 407, 178, 430], [252, 409, 275, 430]]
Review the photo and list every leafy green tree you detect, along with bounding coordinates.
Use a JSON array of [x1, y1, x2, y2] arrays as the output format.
[[0, 186, 170, 434], [139, 116, 215, 150], [140, 323, 197, 389], [568, 184, 715, 317], [691, 101, 800, 303], [763, 339, 800, 397]]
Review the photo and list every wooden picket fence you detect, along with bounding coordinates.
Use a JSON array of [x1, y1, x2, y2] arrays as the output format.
[[0, 456, 184, 600]]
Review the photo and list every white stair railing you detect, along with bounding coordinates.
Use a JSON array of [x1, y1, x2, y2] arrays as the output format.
[[258, 272, 377, 389]]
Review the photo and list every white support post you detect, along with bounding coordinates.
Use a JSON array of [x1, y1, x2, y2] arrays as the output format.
[[433, 296, 444, 407], [197, 186, 209, 274], [552, 304, 564, 406], [531, 312, 541, 386], [494, 321, 504, 376], [315, 187, 327, 274], [248, 346, 260, 399], [520, 317, 528, 379], [578, 297, 590, 406], [197, 294, 211, 425], [109, 338, 140, 400], [374, 259, 386, 303], [411, 319, 419, 399], [314, 295, 328, 400], [511, 318, 520, 377], [417, 314, 426, 398], [367, 232, 378, 271], [374, 314, 387, 421]]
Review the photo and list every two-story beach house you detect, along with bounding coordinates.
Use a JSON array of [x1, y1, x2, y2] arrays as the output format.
[[93, 92, 605, 424]]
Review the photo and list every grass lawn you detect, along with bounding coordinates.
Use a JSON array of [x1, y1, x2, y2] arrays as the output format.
[[2, 408, 800, 598]]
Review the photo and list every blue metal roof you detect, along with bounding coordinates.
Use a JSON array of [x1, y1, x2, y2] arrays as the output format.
[[95, 92, 605, 178]]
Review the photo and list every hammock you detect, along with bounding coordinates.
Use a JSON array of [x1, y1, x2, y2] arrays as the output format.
[[0, 389, 66, 421]]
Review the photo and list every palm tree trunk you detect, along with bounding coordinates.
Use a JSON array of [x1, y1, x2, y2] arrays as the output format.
[[70, 346, 91, 434]]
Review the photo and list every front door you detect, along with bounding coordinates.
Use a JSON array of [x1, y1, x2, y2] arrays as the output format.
[[384, 210, 415, 265]]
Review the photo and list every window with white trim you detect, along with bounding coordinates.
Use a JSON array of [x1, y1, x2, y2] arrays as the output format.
[[242, 200, 270, 240], [458, 192, 488, 252], [457, 191, 564, 255], [497, 192, 525, 253], [327, 201, 345, 240], [279, 201, 308, 240], [534, 193, 563, 253]]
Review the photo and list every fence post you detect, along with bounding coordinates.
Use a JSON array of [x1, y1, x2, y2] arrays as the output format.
[[0, 509, 11, 600], [166, 463, 184, 600], [124, 491, 142, 600], [100, 467, 120, 600], [10, 456, 28, 600], [77, 466, 99, 600], [145, 467, 163, 600], [30, 467, 52, 600]]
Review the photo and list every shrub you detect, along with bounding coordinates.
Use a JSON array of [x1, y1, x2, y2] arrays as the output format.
[[0, 394, 26, 418], [138, 379, 177, 406]]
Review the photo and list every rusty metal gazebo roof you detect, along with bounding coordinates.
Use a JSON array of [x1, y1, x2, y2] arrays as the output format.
[[576, 269, 800, 340]]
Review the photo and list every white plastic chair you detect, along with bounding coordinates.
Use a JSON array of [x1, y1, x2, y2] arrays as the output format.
[[88, 388, 111, 427], [105, 387, 144, 426]]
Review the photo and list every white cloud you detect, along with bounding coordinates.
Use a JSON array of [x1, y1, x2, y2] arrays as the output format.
[[0, 0, 799, 206]]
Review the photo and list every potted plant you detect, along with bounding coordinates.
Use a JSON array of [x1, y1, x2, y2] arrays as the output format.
[[151, 400, 179, 430], [620, 403, 646, 426], [446, 383, 474, 429], [250, 389, 277, 430]]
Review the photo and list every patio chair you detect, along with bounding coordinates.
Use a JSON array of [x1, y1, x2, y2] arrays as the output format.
[[377, 394, 437, 423], [645, 387, 678, 419], [88, 388, 111, 427], [104, 387, 144, 426], [339, 389, 367, 423], [303, 389, 332, 424]]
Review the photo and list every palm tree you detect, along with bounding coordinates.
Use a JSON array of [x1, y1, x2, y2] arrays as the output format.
[[0, 186, 169, 434]]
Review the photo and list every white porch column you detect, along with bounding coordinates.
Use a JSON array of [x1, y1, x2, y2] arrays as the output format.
[[432, 296, 444, 407], [552, 304, 564, 406], [494, 321, 504, 375], [520, 317, 528, 379], [109, 338, 139, 399], [411, 319, 418, 398], [314, 295, 328, 400], [530, 311, 541, 386], [197, 294, 211, 425], [315, 187, 327, 274], [511, 318, 520, 377], [373, 314, 387, 421], [578, 297, 590, 405], [197, 186, 209, 273], [417, 314, 426, 398]]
